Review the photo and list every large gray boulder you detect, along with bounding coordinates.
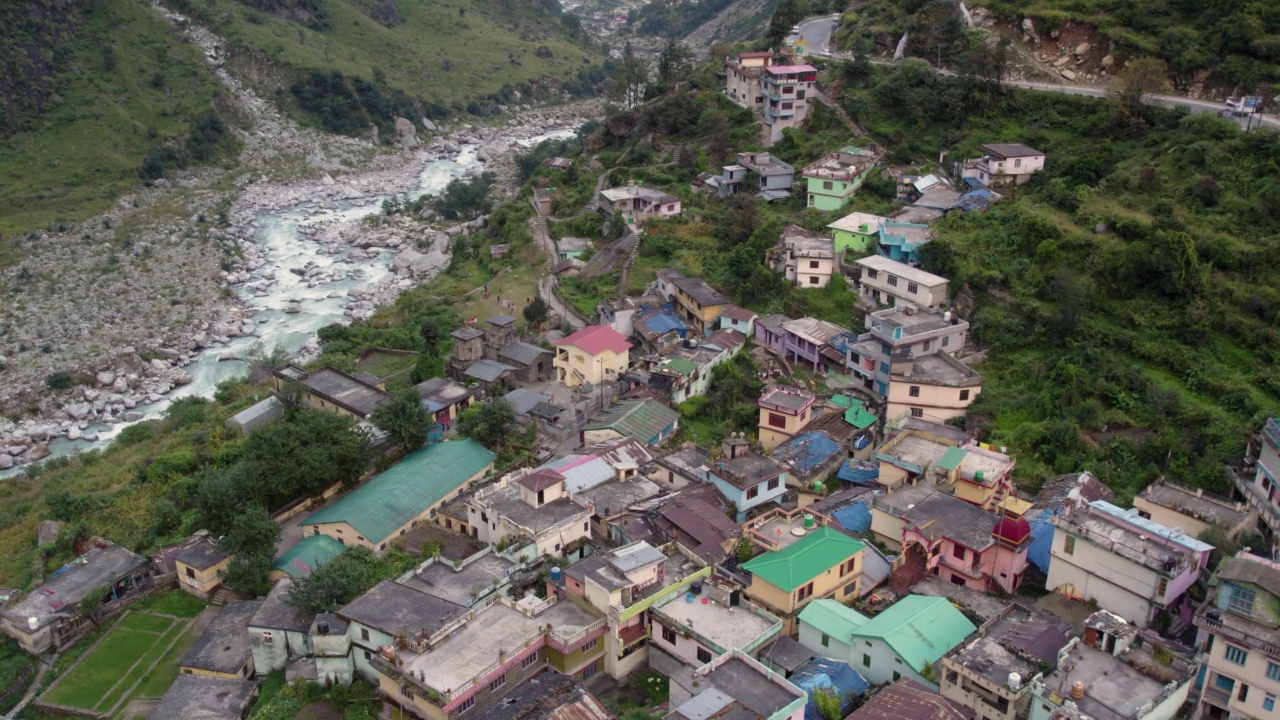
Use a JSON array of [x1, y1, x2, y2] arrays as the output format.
[[394, 117, 419, 149]]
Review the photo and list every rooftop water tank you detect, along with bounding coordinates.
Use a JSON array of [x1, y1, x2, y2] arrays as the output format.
[[1008, 672, 1021, 691], [803, 513, 816, 529], [550, 566, 562, 583]]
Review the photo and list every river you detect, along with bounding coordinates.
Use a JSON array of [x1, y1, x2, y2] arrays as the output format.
[[7, 128, 576, 474]]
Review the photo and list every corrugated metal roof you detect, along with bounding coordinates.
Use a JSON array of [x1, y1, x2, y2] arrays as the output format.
[[742, 526, 866, 592], [844, 405, 877, 430], [850, 595, 976, 670], [798, 598, 869, 640], [270, 535, 345, 579], [936, 446, 968, 472], [300, 439, 494, 543], [582, 399, 678, 446]]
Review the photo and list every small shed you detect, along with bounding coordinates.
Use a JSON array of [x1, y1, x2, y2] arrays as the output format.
[[226, 397, 284, 434]]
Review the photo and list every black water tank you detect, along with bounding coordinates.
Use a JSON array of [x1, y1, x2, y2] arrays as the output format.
[[317, 620, 330, 635], [690, 579, 704, 595]]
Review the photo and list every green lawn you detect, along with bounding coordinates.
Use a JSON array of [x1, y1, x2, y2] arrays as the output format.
[[132, 590, 208, 618], [42, 612, 188, 713]]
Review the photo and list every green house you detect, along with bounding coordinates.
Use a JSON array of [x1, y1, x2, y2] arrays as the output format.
[[828, 212, 888, 256], [802, 147, 880, 212]]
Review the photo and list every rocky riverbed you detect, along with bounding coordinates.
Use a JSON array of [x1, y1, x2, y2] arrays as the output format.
[[0, 0, 603, 471]]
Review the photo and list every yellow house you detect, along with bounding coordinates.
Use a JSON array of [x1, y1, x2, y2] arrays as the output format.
[[178, 601, 258, 680], [553, 325, 632, 388], [174, 541, 230, 600], [757, 384, 817, 451], [741, 526, 865, 634], [887, 354, 982, 425], [655, 268, 731, 335]]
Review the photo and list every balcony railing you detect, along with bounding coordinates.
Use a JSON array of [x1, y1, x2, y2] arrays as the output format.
[[1201, 684, 1231, 709], [1227, 467, 1280, 533], [1194, 613, 1280, 658]]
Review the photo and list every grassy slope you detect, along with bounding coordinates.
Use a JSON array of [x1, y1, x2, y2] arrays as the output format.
[[201, 0, 598, 103], [0, 0, 225, 233]]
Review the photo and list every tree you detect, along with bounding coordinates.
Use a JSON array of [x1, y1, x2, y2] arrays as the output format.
[[813, 688, 844, 720], [237, 409, 373, 507], [656, 40, 693, 88], [288, 547, 383, 613], [457, 400, 518, 451], [420, 318, 441, 355], [719, 194, 760, 250], [767, 0, 803, 46], [196, 469, 242, 536], [611, 55, 649, 109], [1110, 57, 1169, 115], [223, 552, 273, 597], [78, 585, 112, 628], [372, 388, 430, 451], [222, 507, 281, 558], [523, 296, 550, 328]]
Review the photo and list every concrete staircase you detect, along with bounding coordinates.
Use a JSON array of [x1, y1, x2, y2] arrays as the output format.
[[812, 86, 867, 135], [210, 586, 232, 606], [669, 143, 684, 165]]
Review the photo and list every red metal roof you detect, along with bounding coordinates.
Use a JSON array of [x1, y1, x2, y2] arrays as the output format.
[[554, 325, 632, 355], [518, 468, 566, 492]]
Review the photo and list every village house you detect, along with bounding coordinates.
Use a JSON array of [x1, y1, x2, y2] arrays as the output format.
[[760, 63, 818, 145], [463, 358, 518, 394], [724, 50, 775, 109], [758, 637, 816, 680], [248, 579, 314, 676], [801, 146, 879, 211], [649, 579, 782, 670], [2, 543, 152, 655], [828, 212, 888, 256], [365, 592, 607, 719], [650, 493, 740, 565], [471, 670, 613, 720], [269, 534, 345, 582], [938, 604, 1071, 720], [273, 365, 388, 421], [600, 184, 682, 225], [414, 377, 473, 431], [337, 580, 468, 684], [741, 526, 865, 634], [781, 317, 851, 373], [1193, 552, 1280, 720], [855, 255, 949, 309], [483, 315, 520, 360], [771, 226, 835, 288], [754, 314, 792, 357], [958, 144, 1045, 187], [718, 306, 758, 336], [469, 467, 593, 559], [1029, 610, 1194, 720], [877, 222, 934, 265], [300, 438, 494, 553], [174, 538, 230, 600], [797, 594, 975, 687], [498, 341, 554, 384], [701, 162, 750, 198], [1046, 500, 1214, 628], [789, 657, 871, 720], [647, 444, 710, 490], [653, 269, 732, 336], [179, 600, 260, 679], [847, 304, 970, 398], [581, 399, 679, 447], [872, 428, 1015, 511], [149, 675, 258, 720], [446, 326, 487, 382], [1230, 417, 1280, 539], [758, 384, 817, 451], [311, 614, 354, 687], [846, 679, 974, 720], [891, 491, 1031, 595], [556, 541, 709, 679], [631, 308, 691, 356], [1133, 478, 1256, 540], [887, 354, 983, 425], [553, 325, 632, 388], [596, 295, 664, 338], [707, 436, 791, 521], [771, 411, 870, 490], [557, 236, 593, 260], [663, 649, 807, 720], [740, 151, 798, 199]]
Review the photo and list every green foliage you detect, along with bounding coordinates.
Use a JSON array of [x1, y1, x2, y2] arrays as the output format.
[[813, 688, 844, 720], [435, 172, 497, 220], [223, 550, 274, 597], [287, 547, 384, 613], [457, 400, 519, 455], [223, 507, 281, 557], [234, 409, 373, 508], [371, 388, 430, 451], [45, 371, 74, 390], [523, 296, 551, 328]]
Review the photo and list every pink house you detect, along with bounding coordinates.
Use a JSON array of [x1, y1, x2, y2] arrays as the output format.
[[893, 490, 1030, 595], [754, 314, 792, 356]]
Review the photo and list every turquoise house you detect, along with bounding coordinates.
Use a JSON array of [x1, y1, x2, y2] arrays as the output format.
[[877, 222, 932, 265], [802, 147, 879, 212]]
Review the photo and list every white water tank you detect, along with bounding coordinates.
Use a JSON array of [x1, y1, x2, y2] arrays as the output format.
[[27, 617, 38, 631], [1008, 672, 1021, 691]]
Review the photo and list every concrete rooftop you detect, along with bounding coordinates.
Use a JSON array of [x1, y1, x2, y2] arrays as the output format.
[[1039, 642, 1182, 720], [654, 595, 779, 653], [880, 434, 953, 470], [706, 658, 798, 718], [403, 555, 515, 607], [892, 354, 980, 388]]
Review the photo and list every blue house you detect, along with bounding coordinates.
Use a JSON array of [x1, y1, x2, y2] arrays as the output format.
[[708, 437, 790, 521], [790, 657, 870, 720], [877, 222, 932, 265]]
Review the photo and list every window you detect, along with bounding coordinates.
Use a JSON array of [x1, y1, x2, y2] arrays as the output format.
[[523, 654, 537, 669], [910, 408, 923, 418], [1230, 585, 1257, 615], [941, 336, 950, 347], [185, 567, 195, 579], [952, 544, 965, 560], [863, 654, 871, 668], [361, 628, 370, 642], [1156, 576, 1168, 598], [584, 522, 589, 531], [809, 276, 820, 284], [262, 631, 273, 645], [840, 558, 857, 576], [887, 275, 898, 287], [797, 90, 806, 99], [907, 282, 918, 294], [768, 413, 787, 429], [768, 477, 780, 490], [663, 626, 677, 644], [1265, 693, 1276, 712], [581, 638, 598, 652], [959, 389, 970, 401], [823, 181, 834, 190], [868, 270, 879, 280], [781, 102, 793, 110], [1267, 662, 1280, 681], [1215, 674, 1236, 692], [1014, 158, 1022, 168], [537, 489, 545, 506], [1239, 683, 1250, 702], [458, 697, 475, 712], [380, 543, 387, 551], [783, 85, 794, 94], [809, 260, 820, 269], [1063, 536, 1075, 555], [922, 341, 931, 352], [697, 647, 713, 663], [1225, 644, 1249, 666], [796, 582, 814, 601], [881, 343, 890, 355], [909, 386, 921, 397], [490, 674, 507, 691], [747, 485, 760, 499], [580, 661, 600, 680], [893, 671, 901, 682], [880, 362, 890, 374], [821, 634, 830, 647], [946, 670, 959, 685], [363, 650, 372, 661]]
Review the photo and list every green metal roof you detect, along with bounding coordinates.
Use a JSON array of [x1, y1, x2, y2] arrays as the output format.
[[271, 535, 346, 579], [663, 358, 697, 377], [798, 598, 869, 640], [849, 595, 975, 671], [300, 438, 494, 543], [937, 446, 968, 472], [844, 405, 877, 430], [829, 395, 855, 409], [582, 399, 679, 444], [741, 526, 866, 592]]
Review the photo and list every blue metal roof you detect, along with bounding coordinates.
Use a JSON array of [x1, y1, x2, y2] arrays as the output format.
[[836, 459, 879, 485], [773, 432, 840, 475], [791, 657, 870, 720]]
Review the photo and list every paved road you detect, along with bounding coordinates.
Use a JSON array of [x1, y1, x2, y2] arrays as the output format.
[[791, 15, 1278, 130]]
